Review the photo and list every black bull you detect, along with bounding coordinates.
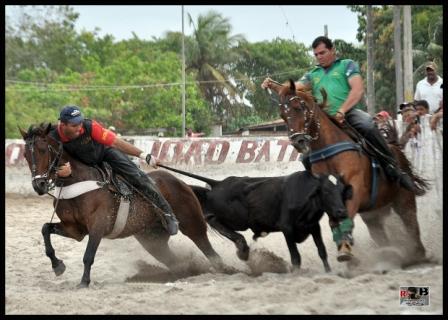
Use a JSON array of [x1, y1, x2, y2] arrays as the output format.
[[160, 165, 352, 272]]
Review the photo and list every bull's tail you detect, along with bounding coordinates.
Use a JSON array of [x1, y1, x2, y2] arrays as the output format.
[[158, 164, 219, 187]]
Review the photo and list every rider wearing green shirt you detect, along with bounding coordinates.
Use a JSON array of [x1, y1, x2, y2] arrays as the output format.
[[299, 58, 365, 116], [262, 36, 415, 192]]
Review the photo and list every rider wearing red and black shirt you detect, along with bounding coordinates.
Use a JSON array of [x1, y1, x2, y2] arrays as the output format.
[[49, 105, 178, 235]]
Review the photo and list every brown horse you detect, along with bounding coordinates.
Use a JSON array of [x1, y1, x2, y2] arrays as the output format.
[[268, 80, 429, 266], [19, 123, 226, 287]]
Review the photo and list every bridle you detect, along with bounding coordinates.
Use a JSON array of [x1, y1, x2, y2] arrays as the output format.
[[26, 134, 63, 187], [279, 92, 321, 143]]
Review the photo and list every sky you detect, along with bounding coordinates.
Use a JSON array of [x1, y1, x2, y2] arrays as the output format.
[[67, 5, 362, 46]]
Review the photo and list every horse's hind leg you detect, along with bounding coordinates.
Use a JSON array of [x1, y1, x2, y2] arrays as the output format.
[[359, 207, 391, 248], [179, 218, 227, 272], [79, 232, 103, 288], [392, 193, 426, 264], [134, 228, 178, 269]]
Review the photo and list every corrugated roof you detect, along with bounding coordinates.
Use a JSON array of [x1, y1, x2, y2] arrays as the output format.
[[245, 118, 286, 130]]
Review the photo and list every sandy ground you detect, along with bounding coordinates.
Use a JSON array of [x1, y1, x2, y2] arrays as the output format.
[[5, 163, 443, 315]]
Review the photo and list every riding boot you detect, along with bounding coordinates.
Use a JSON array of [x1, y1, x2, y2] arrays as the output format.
[[365, 128, 416, 193], [136, 174, 179, 235]]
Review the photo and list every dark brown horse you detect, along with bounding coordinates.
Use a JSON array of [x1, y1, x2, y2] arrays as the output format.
[[268, 80, 429, 266], [19, 123, 226, 287]]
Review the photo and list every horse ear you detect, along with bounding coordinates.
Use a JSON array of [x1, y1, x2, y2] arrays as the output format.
[[45, 123, 52, 134], [289, 79, 296, 92], [18, 126, 27, 139]]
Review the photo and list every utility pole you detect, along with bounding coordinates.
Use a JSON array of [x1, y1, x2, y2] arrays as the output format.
[[181, 5, 186, 137], [324, 25, 328, 37], [366, 5, 375, 113], [403, 5, 413, 102], [393, 5, 404, 113]]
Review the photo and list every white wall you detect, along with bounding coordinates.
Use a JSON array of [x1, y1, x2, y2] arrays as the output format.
[[6, 119, 442, 204]]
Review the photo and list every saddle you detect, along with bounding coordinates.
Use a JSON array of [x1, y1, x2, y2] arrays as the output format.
[[338, 121, 388, 163], [95, 162, 133, 200]]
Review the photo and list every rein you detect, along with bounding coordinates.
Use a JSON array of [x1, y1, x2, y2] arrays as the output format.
[[265, 79, 321, 141], [264, 79, 282, 107], [27, 134, 65, 222]]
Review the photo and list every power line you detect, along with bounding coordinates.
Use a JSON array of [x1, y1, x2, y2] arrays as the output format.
[[5, 68, 309, 92], [278, 6, 297, 43]]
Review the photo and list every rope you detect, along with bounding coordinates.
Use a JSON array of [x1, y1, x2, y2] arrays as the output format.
[[48, 185, 63, 224]]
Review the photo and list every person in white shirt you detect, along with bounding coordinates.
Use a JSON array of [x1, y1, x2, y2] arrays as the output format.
[[414, 62, 443, 114]]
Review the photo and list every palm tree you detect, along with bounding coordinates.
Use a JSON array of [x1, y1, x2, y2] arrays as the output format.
[[186, 10, 247, 124]]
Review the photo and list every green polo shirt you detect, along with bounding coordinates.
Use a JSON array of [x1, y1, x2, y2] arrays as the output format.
[[299, 58, 365, 116]]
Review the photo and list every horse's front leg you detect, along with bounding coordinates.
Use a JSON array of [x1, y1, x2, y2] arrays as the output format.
[[41, 222, 74, 276], [331, 198, 359, 262], [79, 232, 103, 288]]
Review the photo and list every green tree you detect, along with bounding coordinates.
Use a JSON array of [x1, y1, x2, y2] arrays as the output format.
[[186, 10, 248, 126], [348, 5, 443, 113], [235, 39, 313, 121], [6, 5, 82, 77]]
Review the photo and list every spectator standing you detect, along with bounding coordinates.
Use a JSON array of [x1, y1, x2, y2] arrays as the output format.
[[414, 62, 443, 114], [398, 102, 421, 150], [414, 100, 430, 117]]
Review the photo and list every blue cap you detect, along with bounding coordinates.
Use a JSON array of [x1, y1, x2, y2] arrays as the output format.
[[59, 105, 84, 124]]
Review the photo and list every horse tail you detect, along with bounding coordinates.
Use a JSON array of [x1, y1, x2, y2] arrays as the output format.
[[188, 184, 228, 239], [390, 145, 430, 197], [158, 164, 220, 187]]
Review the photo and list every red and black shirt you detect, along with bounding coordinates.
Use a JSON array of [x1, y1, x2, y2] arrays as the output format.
[[49, 119, 117, 165]]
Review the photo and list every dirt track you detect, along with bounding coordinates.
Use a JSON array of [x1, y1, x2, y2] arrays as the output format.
[[5, 163, 443, 314]]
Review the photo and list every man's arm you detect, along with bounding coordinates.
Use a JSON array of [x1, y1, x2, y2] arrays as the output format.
[[111, 137, 159, 167], [295, 81, 311, 91], [111, 138, 143, 157], [338, 75, 364, 115], [261, 77, 311, 92], [414, 83, 421, 101], [430, 109, 443, 130]]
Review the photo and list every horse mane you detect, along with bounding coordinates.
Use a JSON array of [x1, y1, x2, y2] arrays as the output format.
[[25, 122, 55, 139]]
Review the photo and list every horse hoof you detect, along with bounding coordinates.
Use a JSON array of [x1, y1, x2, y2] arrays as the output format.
[[237, 247, 250, 261], [53, 261, 66, 276], [337, 253, 353, 262], [337, 241, 353, 262]]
